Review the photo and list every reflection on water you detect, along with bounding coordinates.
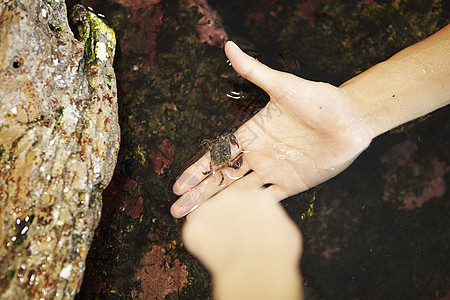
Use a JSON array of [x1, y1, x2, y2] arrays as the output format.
[[216, 48, 269, 131], [70, 0, 450, 299]]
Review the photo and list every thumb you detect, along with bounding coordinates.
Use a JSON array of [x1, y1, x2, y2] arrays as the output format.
[[225, 41, 283, 96]]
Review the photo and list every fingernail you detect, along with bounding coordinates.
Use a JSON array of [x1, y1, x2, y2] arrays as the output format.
[[228, 40, 243, 53], [170, 190, 200, 218]]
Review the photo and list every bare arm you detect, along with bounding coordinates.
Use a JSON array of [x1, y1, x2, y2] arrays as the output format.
[[171, 25, 450, 218], [182, 186, 303, 300], [341, 24, 450, 139], [176, 23, 449, 300]]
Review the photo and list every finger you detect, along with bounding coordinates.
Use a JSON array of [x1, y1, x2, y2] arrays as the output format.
[[172, 153, 212, 195], [170, 174, 232, 219], [263, 184, 290, 203], [173, 98, 284, 196], [228, 171, 289, 202], [173, 142, 243, 195], [172, 168, 269, 219], [171, 177, 213, 219], [226, 170, 264, 190], [225, 41, 285, 97], [177, 171, 264, 220], [171, 157, 252, 218]]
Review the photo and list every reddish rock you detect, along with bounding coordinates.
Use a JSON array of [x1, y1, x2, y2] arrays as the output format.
[[381, 140, 450, 209], [133, 246, 188, 299], [151, 139, 174, 173], [189, 0, 228, 46]]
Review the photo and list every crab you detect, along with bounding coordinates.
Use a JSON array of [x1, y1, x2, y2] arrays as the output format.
[[201, 133, 243, 185]]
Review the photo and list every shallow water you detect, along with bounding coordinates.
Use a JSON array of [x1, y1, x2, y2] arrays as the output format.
[[68, 0, 450, 299]]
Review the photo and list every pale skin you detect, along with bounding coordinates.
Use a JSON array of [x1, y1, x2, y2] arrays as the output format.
[[172, 25, 450, 218], [183, 186, 303, 300], [178, 24, 450, 299]]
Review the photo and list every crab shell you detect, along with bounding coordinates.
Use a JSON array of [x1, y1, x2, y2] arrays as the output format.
[[210, 135, 232, 165], [203, 134, 242, 185]]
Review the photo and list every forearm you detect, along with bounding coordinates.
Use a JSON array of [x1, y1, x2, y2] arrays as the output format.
[[340, 24, 450, 139], [213, 257, 302, 300]]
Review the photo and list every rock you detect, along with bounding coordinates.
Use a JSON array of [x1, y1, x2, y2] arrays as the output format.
[[0, 1, 119, 299]]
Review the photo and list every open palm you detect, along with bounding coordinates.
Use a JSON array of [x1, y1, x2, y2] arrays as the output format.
[[171, 41, 373, 218]]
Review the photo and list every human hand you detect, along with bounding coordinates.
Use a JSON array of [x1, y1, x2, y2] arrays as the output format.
[[182, 185, 302, 299], [171, 41, 373, 218]]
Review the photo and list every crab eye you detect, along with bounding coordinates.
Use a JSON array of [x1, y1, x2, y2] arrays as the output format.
[[12, 57, 24, 68]]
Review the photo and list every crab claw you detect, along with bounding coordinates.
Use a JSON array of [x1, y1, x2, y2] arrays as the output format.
[[228, 152, 243, 169], [229, 133, 239, 149]]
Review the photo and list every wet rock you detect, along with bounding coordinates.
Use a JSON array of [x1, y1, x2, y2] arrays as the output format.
[[0, 1, 119, 299], [188, 0, 228, 47], [132, 245, 188, 299]]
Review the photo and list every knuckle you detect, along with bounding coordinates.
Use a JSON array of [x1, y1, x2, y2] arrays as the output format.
[[243, 67, 254, 80]]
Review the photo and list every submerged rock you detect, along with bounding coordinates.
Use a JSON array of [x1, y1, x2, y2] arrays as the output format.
[[0, 1, 119, 299]]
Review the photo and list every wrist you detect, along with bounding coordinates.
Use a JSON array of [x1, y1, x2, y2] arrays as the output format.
[[339, 25, 450, 139], [339, 72, 395, 140]]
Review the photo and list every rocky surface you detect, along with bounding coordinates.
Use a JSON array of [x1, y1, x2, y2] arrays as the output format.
[[62, 0, 448, 299], [0, 1, 119, 299]]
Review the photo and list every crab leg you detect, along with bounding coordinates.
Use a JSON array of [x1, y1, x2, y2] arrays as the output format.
[[218, 169, 225, 186], [200, 138, 215, 147], [202, 161, 213, 176]]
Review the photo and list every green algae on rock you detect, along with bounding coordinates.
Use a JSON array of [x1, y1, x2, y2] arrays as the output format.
[[0, 1, 119, 299]]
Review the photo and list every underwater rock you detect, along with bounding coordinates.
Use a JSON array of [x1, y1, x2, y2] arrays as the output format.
[[380, 140, 450, 210], [188, 0, 228, 46], [132, 245, 188, 300], [0, 1, 119, 299]]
